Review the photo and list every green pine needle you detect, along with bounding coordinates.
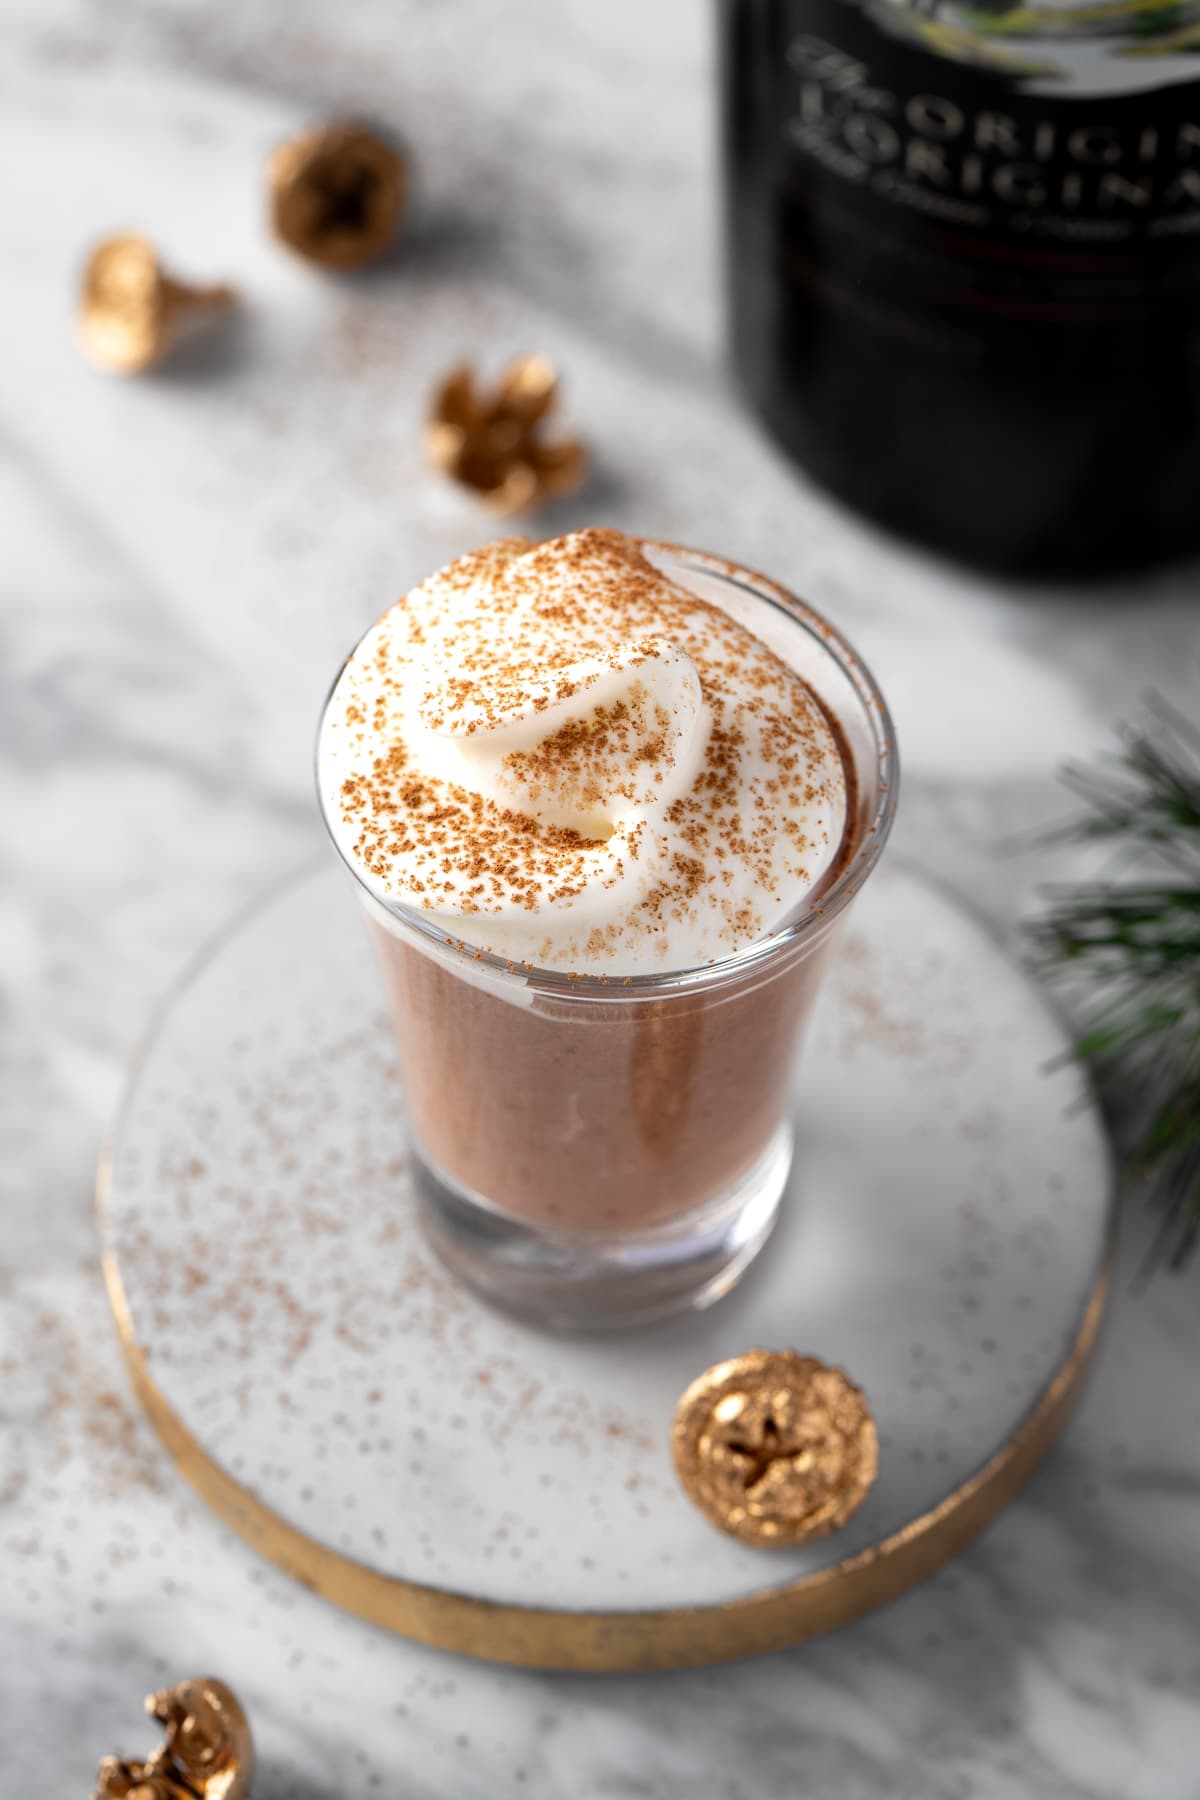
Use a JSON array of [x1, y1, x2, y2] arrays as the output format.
[[1030, 696, 1200, 1269]]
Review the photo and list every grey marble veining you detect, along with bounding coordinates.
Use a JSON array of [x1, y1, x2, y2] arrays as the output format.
[[2, 0, 1199, 1793]]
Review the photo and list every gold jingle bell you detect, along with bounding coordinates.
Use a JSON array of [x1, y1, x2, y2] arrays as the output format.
[[672, 1349, 879, 1548], [268, 121, 407, 270]]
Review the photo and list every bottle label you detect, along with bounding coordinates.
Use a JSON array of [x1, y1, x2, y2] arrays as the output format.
[[776, 0, 1200, 346]]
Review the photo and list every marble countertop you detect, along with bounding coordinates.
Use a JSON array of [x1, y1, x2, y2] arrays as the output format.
[[3, 1, 1199, 1793]]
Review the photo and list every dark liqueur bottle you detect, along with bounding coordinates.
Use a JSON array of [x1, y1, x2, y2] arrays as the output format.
[[720, 0, 1200, 576]]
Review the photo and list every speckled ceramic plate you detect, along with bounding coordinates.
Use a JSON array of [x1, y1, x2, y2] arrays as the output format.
[[97, 861, 1113, 1670]]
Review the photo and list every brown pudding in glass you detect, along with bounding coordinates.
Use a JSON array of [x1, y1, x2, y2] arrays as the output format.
[[318, 529, 894, 1324]]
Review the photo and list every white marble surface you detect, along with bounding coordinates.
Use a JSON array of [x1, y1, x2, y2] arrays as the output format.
[[2, 0, 1199, 1792]]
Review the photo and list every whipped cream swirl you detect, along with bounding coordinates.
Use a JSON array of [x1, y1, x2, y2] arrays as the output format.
[[319, 529, 849, 973]]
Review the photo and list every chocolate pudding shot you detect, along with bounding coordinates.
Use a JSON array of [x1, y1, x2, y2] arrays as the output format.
[[318, 529, 897, 1327]]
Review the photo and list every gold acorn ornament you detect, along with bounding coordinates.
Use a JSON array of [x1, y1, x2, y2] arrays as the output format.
[[78, 236, 236, 375], [268, 121, 407, 270], [425, 356, 587, 514], [92, 1677, 253, 1800], [672, 1350, 878, 1548]]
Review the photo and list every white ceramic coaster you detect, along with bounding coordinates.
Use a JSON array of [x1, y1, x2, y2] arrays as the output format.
[[98, 862, 1112, 1670]]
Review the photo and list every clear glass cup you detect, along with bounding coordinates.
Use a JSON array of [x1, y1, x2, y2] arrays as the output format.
[[317, 542, 898, 1330]]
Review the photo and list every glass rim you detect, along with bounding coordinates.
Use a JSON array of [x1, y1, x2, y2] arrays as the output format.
[[315, 537, 900, 999]]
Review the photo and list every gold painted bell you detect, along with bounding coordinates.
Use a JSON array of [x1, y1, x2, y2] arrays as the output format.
[[78, 236, 236, 375]]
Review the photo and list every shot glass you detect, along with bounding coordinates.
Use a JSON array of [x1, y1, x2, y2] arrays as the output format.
[[318, 542, 897, 1329]]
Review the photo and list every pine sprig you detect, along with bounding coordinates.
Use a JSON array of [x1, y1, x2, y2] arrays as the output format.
[[1030, 697, 1200, 1269]]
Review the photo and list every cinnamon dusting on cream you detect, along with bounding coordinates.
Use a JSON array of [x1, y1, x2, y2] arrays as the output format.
[[320, 529, 848, 972]]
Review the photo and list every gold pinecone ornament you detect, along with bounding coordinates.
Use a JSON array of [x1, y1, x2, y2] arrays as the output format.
[[425, 355, 587, 513], [92, 1677, 253, 1800]]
